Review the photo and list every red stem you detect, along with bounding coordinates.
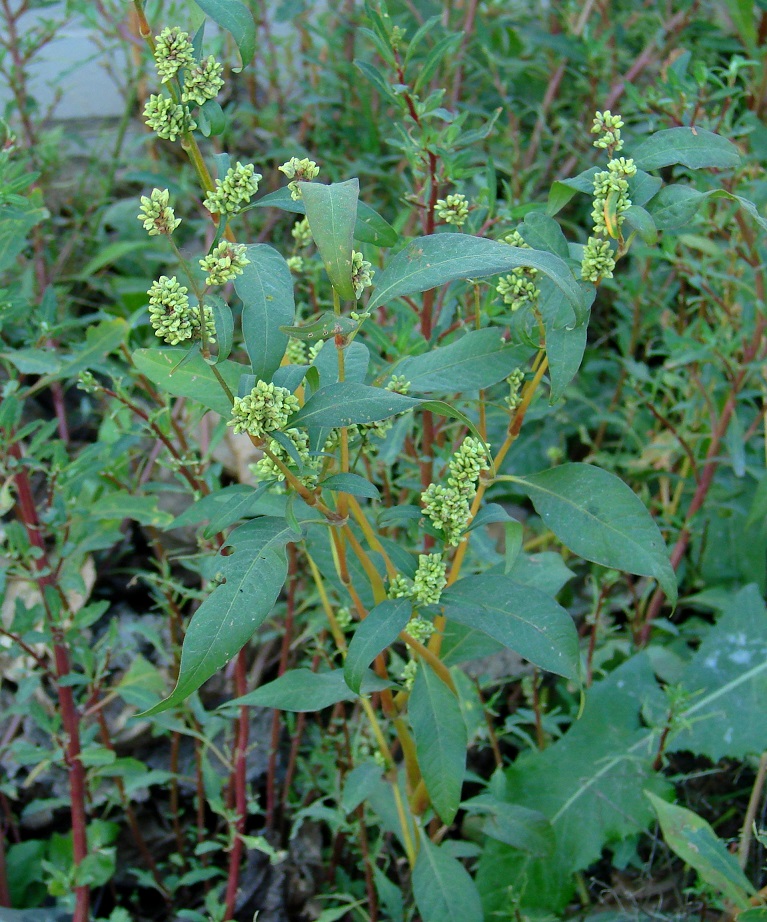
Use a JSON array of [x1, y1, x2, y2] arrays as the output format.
[[223, 648, 249, 920]]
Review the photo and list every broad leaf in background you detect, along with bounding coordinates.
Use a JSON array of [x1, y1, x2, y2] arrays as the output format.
[[344, 598, 412, 694], [193, 0, 255, 71], [395, 328, 532, 393], [647, 794, 755, 909], [669, 584, 767, 760], [513, 464, 677, 605], [441, 575, 580, 682], [409, 662, 467, 825], [132, 348, 245, 416], [632, 127, 741, 172], [367, 234, 589, 327], [235, 244, 294, 380], [291, 382, 421, 428], [300, 179, 358, 301], [142, 516, 300, 714], [476, 655, 670, 914], [413, 835, 483, 922]]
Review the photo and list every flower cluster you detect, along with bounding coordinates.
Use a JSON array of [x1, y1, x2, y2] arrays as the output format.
[[253, 428, 319, 485], [229, 382, 300, 439], [147, 276, 215, 346], [285, 338, 308, 364], [505, 368, 525, 411], [278, 157, 320, 200], [591, 110, 624, 152], [137, 188, 181, 236], [590, 157, 636, 239], [436, 193, 469, 227], [182, 56, 224, 106], [412, 553, 447, 606], [496, 229, 539, 313], [351, 250, 375, 299], [421, 438, 489, 545], [286, 256, 304, 273], [291, 217, 312, 248], [143, 95, 196, 141], [404, 617, 435, 644], [581, 236, 616, 283], [199, 241, 250, 285], [153, 27, 195, 82], [203, 162, 262, 216]]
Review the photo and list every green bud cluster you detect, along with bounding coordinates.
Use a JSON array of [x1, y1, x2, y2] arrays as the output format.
[[505, 368, 525, 410], [351, 250, 375, 299], [497, 229, 539, 313], [436, 193, 469, 227], [143, 95, 196, 141], [387, 575, 412, 599], [153, 27, 195, 82], [412, 553, 447, 606], [285, 337, 308, 364], [182, 56, 224, 106], [291, 217, 312, 249], [590, 157, 636, 238], [203, 162, 262, 216], [591, 110, 624, 152], [581, 236, 616, 283], [401, 659, 418, 690], [229, 382, 300, 439], [253, 428, 319, 485], [286, 255, 304, 273], [278, 157, 320, 200], [404, 617, 435, 644], [199, 241, 250, 286], [335, 607, 352, 630], [421, 438, 489, 545], [138, 188, 181, 236], [147, 276, 215, 346]]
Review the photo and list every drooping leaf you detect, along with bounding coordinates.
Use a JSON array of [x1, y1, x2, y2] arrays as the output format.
[[413, 837, 483, 922], [514, 464, 677, 605], [193, 0, 256, 71], [647, 793, 754, 909], [409, 662, 467, 825], [367, 234, 588, 327], [132, 348, 245, 416], [632, 127, 741, 172], [344, 599, 412, 694], [441, 575, 580, 682], [300, 179, 359, 301], [280, 310, 357, 343], [227, 667, 391, 711], [234, 244, 294, 380], [290, 382, 421, 428], [90, 493, 174, 528], [394, 328, 532, 393], [320, 473, 381, 500]]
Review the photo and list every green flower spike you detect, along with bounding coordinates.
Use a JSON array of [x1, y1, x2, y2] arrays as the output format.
[[143, 95, 196, 141], [412, 553, 447, 606], [436, 193, 469, 227], [351, 250, 374, 299], [278, 157, 320, 200], [147, 276, 193, 345], [153, 27, 195, 83], [182, 56, 224, 106], [199, 241, 250, 286], [229, 381, 300, 439], [138, 188, 181, 236], [203, 162, 262, 216]]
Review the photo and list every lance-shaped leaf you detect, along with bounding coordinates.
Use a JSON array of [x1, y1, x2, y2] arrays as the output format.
[[290, 382, 421, 428], [132, 348, 245, 416], [368, 234, 588, 327], [632, 127, 741, 172], [513, 463, 677, 605], [234, 244, 294, 380], [413, 837, 483, 922], [193, 0, 255, 71], [441, 575, 580, 682], [225, 667, 391, 712], [410, 662, 467, 825], [344, 598, 412, 694], [142, 517, 298, 715], [300, 179, 359, 301]]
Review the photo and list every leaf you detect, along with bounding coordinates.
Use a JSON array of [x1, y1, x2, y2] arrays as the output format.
[[252, 187, 397, 247], [312, 340, 370, 387], [344, 598, 412, 694], [670, 584, 767, 761], [142, 517, 299, 715], [632, 127, 741, 172], [193, 0, 256, 71], [1, 347, 61, 374], [441, 575, 580, 682], [341, 762, 384, 813], [74, 240, 153, 279], [234, 244, 294, 380], [368, 234, 588, 327], [413, 838, 483, 922], [320, 473, 380, 500], [132, 348, 245, 416], [410, 662, 467, 825], [463, 796, 555, 856], [90, 493, 173, 528], [300, 179, 359, 301], [0, 201, 46, 275], [227, 667, 390, 711], [395, 328, 532, 393], [647, 793, 754, 909], [57, 318, 129, 378], [623, 205, 658, 244], [172, 483, 269, 537], [515, 464, 677, 605], [291, 382, 421, 428], [280, 310, 357, 343], [541, 277, 593, 402], [207, 295, 233, 363]]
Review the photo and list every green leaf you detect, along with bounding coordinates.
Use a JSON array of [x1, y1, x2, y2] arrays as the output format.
[[355, 58, 398, 103], [193, 0, 255, 70], [227, 667, 390, 711], [542, 277, 593, 402], [1, 347, 61, 374], [132, 348, 245, 417], [410, 662, 467, 825], [670, 584, 767, 761], [290, 382, 421, 428], [514, 464, 677, 605], [320, 473, 380, 500], [74, 240, 153, 279], [90, 493, 174, 528], [0, 201, 46, 275], [235, 244, 294, 380], [463, 796, 555, 856], [57, 318, 128, 378], [646, 793, 754, 909], [368, 234, 588, 328], [280, 310, 357, 343], [441, 575, 580, 682], [395, 328, 532, 393], [413, 32, 463, 94], [207, 295, 233, 362], [172, 483, 269, 537], [632, 127, 741, 172], [413, 838, 483, 922], [623, 204, 657, 244], [142, 517, 299, 715], [252, 187, 397, 247], [341, 762, 384, 813], [300, 179, 359, 301], [197, 98, 226, 137], [344, 599, 412, 694]]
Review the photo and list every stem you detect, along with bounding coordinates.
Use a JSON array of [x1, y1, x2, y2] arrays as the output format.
[[738, 751, 767, 869], [223, 649, 249, 920]]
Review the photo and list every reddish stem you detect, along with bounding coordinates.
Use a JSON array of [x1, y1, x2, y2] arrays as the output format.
[[223, 648, 249, 920]]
